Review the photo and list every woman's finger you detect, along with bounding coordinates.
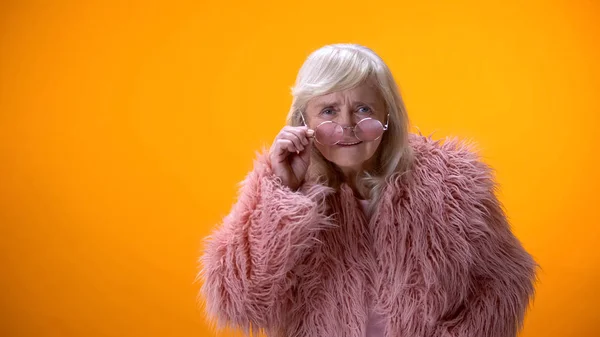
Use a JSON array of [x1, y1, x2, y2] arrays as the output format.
[[281, 131, 305, 152], [283, 126, 310, 146], [298, 138, 313, 162], [274, 139, 299, 158]]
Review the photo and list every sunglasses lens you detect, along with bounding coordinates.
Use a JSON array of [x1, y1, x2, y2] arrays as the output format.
[[355, 119, 384, 141], [315, 122, 344, 145]]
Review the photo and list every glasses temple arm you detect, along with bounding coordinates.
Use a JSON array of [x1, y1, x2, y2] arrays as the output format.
[[299, 111, 308, 126]]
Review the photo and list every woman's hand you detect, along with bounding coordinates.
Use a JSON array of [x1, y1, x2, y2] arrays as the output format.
[[269, 126, 314, 190]]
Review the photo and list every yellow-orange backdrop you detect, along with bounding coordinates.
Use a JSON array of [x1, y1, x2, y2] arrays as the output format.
[[1, 0, 598, 336]]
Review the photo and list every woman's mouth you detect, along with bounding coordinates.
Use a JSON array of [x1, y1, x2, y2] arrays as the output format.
[[337, 141, 363, 147]]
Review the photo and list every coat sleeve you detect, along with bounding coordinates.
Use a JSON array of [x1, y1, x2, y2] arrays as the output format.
[[434, 151, 538, 337], [197, 152, 334, 333]]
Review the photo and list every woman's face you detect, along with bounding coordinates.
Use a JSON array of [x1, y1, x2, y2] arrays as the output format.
[[305, 82, 386, 175]]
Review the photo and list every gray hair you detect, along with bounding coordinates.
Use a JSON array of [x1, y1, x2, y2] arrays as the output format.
[[286, 44, 413, 212]]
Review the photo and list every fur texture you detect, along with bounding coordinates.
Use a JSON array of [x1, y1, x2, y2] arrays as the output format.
[[198, 133, 538, 337]]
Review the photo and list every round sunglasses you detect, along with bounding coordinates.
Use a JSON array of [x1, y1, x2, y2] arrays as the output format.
[[300, 112, 390, 146]]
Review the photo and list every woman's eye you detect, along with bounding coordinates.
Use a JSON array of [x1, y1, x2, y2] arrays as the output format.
[[321, 109, 335, 115], [357, 106, 372, 114]]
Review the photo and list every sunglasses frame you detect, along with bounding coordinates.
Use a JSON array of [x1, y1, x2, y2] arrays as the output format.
[[299, 112, 390, 145]]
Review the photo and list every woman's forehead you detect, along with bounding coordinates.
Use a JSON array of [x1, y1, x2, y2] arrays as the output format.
[[309, 83, 382, 108]]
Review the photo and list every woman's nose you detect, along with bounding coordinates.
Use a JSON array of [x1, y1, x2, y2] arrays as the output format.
[[337, 111, 358, 137], [337, 110, 355, 127]]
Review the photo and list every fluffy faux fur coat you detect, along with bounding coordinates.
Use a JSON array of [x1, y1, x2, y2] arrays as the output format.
[[199, 133, 537, 337]]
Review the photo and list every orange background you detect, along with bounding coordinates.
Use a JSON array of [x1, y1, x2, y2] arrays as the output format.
[[1, 0, 598, 336]]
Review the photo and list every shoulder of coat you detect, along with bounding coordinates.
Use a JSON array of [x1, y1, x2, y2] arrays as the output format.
[[384, 133, 496, 200]]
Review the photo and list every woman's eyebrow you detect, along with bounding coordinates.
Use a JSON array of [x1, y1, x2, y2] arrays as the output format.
[[312, 99, 378, 109], [354, 100, 377, 107], [314, 101, 339, 108]]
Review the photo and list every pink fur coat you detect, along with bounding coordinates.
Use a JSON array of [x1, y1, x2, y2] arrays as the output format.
[[199, 134, 537, 337]]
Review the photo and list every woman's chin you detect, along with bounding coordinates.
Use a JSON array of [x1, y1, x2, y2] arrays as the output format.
[[327, 155, 368, 173]]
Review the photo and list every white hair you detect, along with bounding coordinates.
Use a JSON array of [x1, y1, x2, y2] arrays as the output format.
[[286, 44, 413, 213]]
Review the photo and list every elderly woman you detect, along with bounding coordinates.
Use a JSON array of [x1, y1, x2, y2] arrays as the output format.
[[198, 44, 537, 337]]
